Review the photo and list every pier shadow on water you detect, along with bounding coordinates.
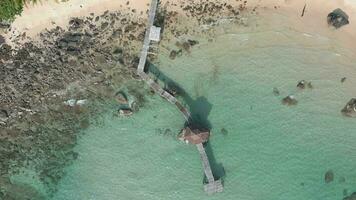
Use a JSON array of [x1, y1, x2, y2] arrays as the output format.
[[148, 62, 225, 181]]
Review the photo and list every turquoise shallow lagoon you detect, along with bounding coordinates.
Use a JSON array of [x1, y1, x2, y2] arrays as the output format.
[[51, 13, 356, 200]]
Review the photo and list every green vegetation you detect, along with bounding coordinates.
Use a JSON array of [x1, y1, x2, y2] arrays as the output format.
[[0, 0, 39, 21]]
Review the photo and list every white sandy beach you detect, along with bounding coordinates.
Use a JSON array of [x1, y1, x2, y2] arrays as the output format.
[[5, 0, 356, 53]]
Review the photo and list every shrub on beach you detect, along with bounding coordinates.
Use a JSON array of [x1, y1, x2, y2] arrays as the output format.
[[0, 0, 23, 21], [0, 0, 39, 21]]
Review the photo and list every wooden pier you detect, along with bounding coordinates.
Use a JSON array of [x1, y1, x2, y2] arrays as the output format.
[[136, 0, 223, 194]]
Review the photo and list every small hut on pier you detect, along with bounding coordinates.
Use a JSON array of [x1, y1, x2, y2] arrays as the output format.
[[178, 127, 210, 144]]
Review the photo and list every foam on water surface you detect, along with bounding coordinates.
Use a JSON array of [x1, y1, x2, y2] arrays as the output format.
[[50, 11, 356, 200]]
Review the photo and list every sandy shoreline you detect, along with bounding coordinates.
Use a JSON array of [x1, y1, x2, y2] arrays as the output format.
[[4, 0, 356, 53], [5, 0, 150, 40]]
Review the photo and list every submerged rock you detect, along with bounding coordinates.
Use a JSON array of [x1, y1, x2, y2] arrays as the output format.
[[341, 98, 356, 117], [325, 170, 334, 183], [341, 77, 347, 83], [327, 8, 349, 29], [344, 192, 356, 200], [282, 95, 298, 106], [169, 49, 182, 60], [169, 50, 178, 60], [273, 87, 280, 96], [297, 80, 313, 89]]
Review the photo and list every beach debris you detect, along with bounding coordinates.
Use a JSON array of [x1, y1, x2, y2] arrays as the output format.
[[341, 77, 347, 83], [273, 87, 280, 96], [282, 95, 298, 106], [297, 80, 313, 89], [325, 170, 334, 183], [341, 98, 356, 117], [343, 192, 356, 200], [327, 8, 349, 29], [301, 4, 307, 17]]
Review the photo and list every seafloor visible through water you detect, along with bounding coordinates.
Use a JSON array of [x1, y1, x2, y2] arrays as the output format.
[[11, 7, 356, 200]]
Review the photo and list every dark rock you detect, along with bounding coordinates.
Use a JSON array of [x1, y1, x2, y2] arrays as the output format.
[[325, 170, 334, 183], [69, 18, 84, 29], [273, 87, 280, 96], [341, 98, 356, 117], [0, 21, 10, 29], [297, 80, 313, 89], [341, 77, 347, 83], [0, 35, 5, 46], [101, 22, 109, 29], [297, 80, 306, 89], [169, 50, 178, 60], [0, 109, 9, 118], [282, 95, 298, 106], [344, 192, 356, 200], [187, 39, 199, 46], [327, 8, 349, 29]]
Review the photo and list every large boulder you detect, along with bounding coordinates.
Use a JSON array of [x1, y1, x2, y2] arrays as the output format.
[[327, 8, 349, 28], [341, 98, 356, 117], [344, 192, 356, 200]]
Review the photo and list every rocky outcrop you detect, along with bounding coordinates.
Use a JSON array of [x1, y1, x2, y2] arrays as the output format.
[[327, 8, 349, 29], [341, 98, 356, 117]]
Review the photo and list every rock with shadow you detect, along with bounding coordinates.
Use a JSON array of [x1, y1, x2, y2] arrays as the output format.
[[327, 8, 349, 29], [341, 98, 356, 117]]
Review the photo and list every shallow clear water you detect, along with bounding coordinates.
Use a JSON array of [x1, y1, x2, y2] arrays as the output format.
[[49, 16, 356, 200]]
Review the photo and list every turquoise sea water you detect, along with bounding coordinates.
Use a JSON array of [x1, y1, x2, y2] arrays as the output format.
[[46, 14, 356, 200]]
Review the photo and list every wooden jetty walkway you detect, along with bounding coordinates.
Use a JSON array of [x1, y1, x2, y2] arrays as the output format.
[[136, 0, 223, 194]]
